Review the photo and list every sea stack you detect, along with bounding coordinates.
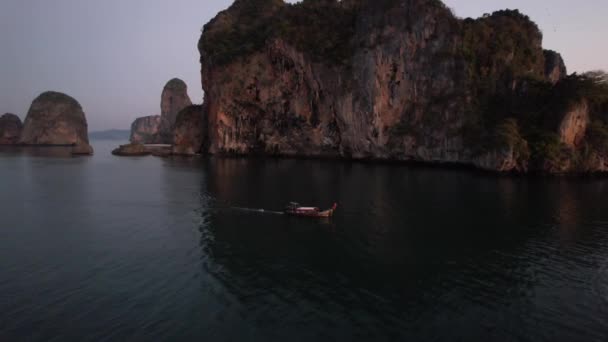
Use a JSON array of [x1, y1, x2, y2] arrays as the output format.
[[0, 113, 23, 145], [158, 78, 192, 144], [172, 105, 205, 155], [130, 115, 161, 144], [19, 91, 93, 154]]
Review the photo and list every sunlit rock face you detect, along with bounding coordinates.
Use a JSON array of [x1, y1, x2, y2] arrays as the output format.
[[558, 100, 589, 149], [19, 91, 93, 154], [130, 115, 162, 144], [198, 0, 606, 173], [0, 113, 23, 145], [158, 78, 192, 144]]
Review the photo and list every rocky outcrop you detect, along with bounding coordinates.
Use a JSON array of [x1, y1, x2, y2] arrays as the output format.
[[198, 0, 607, 174], [544, 50, 567, 84], [0, 113, 23, 145], [473, 119, 529, 172], [19, 91, 93, 154], [112, 143, 172, 157], [172, 105, 205, 155], [112, 143, 151, 156], [158, 79, 192, 143], [130, 115, 161, 143], [558, 100, 589, 148], [72, 143, 95, 155]]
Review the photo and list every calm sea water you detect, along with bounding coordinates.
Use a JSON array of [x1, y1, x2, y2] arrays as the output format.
[[1, 140, 608, 341]]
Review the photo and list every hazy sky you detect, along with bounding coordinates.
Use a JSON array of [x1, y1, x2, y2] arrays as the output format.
[[1, 0, 606, 130]]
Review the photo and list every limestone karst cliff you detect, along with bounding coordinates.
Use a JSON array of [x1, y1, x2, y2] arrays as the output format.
[[19, 92, 93, 154], [127, 78, 193, 145], [172, 105, 205, 155], [158, 78, 193, 144], [130, 115, 162, 144], [0, 113, 23, 145], [198, 0, 608, 173], [544, 50, 568, 85]]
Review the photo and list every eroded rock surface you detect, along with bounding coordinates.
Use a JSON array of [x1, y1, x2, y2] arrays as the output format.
[[558, 100, 589, 148], [544, 50, 568, 84], [19, 91, 93, 154], [0, 113, 23, 145], [198, 0, 607, 174], [158, 79, 192, 143], [172, 105, 205, 155], [130, 115, 161, 144]]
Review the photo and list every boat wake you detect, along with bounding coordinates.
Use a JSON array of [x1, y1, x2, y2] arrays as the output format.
[[228, 207, 285, 215]]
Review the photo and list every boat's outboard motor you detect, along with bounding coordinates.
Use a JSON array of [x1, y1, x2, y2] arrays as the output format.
[[285, 202, 300, 211]]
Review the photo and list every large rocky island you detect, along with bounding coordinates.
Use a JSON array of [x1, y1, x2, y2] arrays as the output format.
[[19, 91, 94, 155], [197, 0, 608, 173]]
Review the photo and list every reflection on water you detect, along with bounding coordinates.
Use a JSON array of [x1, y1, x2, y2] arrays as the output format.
[[199, 158, 608, 341], [0, 145, 81, 158], [2, 142, 608, 341]]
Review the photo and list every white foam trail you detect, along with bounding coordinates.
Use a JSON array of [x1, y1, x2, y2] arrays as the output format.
[[229, 207, 285, 215]]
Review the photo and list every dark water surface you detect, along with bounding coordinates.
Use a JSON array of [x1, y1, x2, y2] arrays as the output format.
[[2, 141, 608, 341]]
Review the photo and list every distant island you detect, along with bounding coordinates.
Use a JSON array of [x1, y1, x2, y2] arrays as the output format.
[[89, 129, 130, 141], [114, 78, 202, 157], [194, 0, 608, 174]]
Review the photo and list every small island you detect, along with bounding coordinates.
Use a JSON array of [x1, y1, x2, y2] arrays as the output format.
[[114, 78, 205, 157], [1, 91, 94, 155]]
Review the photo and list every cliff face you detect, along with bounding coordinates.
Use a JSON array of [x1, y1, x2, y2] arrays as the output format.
[[158, 78, 192, 144], [172, 105, 205, 155], [19, 92, 93, 154], [130, 115, 161, 144], [0, 113, 23, 145], [199, 0, 608, 173], [544, 50, 567, 84]]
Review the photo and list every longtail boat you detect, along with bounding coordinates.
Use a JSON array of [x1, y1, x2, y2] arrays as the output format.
[[284, 202, 337, 218]]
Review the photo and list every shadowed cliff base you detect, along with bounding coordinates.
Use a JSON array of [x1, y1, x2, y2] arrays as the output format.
[[198, 0, 608, 174], [172, 105, 206, 155]]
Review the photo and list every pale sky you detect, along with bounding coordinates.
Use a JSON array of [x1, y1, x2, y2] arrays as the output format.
[[0, 0, 606, 131]]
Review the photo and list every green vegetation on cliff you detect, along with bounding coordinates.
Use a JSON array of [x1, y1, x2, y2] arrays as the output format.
[[465, 71, 608, 170], [200, 1, 542, 70], [461, 9, 544, 86], [199, 0, 608, 173], [200, 0, 357, 65]]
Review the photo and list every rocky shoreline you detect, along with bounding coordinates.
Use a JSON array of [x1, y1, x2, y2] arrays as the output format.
[[119, 79, 205, 157], [112, 143, 173, 157]]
